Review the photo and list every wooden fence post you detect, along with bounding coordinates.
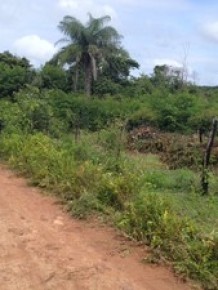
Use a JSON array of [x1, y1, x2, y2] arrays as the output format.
[[201, 118, 218, 195]]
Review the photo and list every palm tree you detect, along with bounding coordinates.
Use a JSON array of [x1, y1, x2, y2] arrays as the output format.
[[55, 14, 122, 96]]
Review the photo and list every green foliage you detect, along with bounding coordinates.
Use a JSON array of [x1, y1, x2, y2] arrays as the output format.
[[97, 123, 126, 152], [37, 64, 69, 91], [127, 107, 158, 130], [0, 87, 67, 136], [118, 193, 218, 289], [0, 100, 22, 133], [151, 65, 184, 91], [47, 91, 140, 131], [0, 51, 33, 99], [188, 108, 218, 133], [130, 75, 154, 96], [141, 168, 198, 192], [0, 131, 218, 289], [0, 51, 30, 67], [93, 77, 122, 96], [99, 50, 139, 84], [1, 56, 216, 136], [149, 92, 200, 132]]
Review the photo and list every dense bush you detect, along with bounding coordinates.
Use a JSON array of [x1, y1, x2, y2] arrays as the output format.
[[37, 64, 70, 92], [0, 87, 66, 136], [1, 82, 217, 135], [46, 90, 141, 131], [126, 107, 158, 130]]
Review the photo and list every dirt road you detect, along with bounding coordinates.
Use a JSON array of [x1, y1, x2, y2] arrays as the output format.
[[0, 166, 192, 290]]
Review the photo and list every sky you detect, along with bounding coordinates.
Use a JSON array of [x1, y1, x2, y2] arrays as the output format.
[[1, 0, 218, 85]]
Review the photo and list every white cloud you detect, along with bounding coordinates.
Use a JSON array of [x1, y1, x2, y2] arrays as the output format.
[[58, 0, 79, 9], [203, 22, 218, 42], [57, 0, 117, 19], [101, 5, 117, 18], [13, 35, 57, 65], [111, 0, 190, 10]]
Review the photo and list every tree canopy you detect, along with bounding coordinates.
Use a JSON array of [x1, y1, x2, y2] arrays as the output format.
[[0, 51, 33, 99], [53, 14, 139, 96]]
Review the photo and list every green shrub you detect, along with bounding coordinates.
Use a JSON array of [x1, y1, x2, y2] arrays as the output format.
[[97, 171, 139, 209], [118, 193, 218, 289], [127, 107, 158, 130]]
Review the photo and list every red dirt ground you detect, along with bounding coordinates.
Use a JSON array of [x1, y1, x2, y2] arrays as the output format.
[[0, 166, 194, 290]]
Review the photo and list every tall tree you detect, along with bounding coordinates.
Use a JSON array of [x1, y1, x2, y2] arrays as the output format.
[[152, 65, 184, 91], [55, 14, 122, 96], [0, 51, 33, 99]]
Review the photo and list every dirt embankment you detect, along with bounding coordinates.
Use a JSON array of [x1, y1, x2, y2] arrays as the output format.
[[0, 166, 193, 290]]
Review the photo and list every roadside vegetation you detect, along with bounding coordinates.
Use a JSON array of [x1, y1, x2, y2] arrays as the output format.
[[0, 13, 218, 290]]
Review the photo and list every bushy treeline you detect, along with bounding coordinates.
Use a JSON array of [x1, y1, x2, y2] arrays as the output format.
[[1, 84, 217, 137], [0, 50, 218, 137]]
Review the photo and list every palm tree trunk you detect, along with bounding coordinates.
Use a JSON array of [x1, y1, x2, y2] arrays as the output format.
[[73, 67, 79, 92], [90, 55, 97, 81], [84, 55, 92, 97]]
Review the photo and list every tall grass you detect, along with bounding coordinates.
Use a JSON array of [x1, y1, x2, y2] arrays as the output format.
[[0, 131, 217, 289]]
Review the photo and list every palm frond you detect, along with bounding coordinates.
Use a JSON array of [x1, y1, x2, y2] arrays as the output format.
[[55, 37, 70, 46], [58, 15, 85, 43], [87, 13, 111, 30], [52, 44, 82, 67], [95, 26, 122, 47]]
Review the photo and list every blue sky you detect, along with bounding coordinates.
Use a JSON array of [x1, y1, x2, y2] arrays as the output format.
[[1, 0, 218, 85]]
